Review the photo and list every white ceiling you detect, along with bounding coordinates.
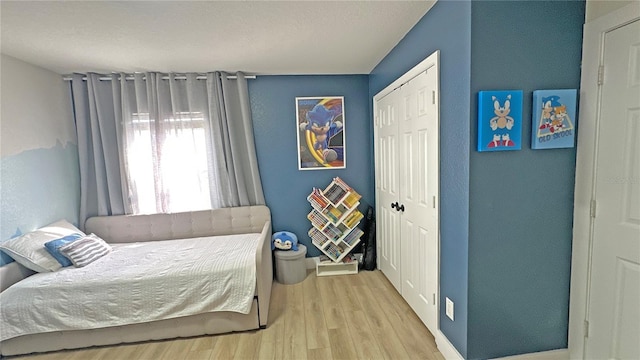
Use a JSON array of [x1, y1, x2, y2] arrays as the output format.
[[1, 1, 436, 75]]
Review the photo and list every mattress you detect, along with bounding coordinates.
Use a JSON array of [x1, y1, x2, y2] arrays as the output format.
[[0, 233, 260, 341]]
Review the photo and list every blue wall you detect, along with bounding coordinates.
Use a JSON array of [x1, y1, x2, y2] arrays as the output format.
[[248, 75, 372, 257], [0, 141, 80, 265], [467, 1, 584, 359], [369, 1, 472, 356]]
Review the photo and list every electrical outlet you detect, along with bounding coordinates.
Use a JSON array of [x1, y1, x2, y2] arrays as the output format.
[[445, 297, 454, 321]]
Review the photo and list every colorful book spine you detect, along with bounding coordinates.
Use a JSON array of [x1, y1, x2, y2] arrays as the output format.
[[343, 228, 364, 246], [307, 210, 328, 229], [342, 192, 361, 208], [322, 208, 339, 223], [325, 243, 342, 260], [308, 188, 329, 211], [322, 206, 343, 224], [334, 177, 352, 192], [308, 228, 329, 248], [324, 182, 347, 204], [322, 224, 342, 241], [344, 211, 363, 228]]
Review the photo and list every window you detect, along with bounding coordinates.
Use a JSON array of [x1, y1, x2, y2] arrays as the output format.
[[126, 111, 211, 214]]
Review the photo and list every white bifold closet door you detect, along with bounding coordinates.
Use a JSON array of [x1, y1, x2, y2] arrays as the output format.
[[374, 51, 440, 334]]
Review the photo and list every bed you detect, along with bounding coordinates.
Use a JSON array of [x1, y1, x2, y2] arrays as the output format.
[[0, 205, 272, 356]]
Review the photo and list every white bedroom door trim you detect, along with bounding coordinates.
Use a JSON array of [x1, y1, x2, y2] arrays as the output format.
[[568, 2, 640, 359]]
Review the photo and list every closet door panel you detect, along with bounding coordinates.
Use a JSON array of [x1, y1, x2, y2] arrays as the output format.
[[376, 90, 401, 291], [400, 71, 435, 332]]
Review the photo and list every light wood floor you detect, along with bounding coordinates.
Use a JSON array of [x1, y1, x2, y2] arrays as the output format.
[[15, 270, 444, 360]]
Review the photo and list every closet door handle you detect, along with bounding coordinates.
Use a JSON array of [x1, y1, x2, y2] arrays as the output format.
[[391, 202, 404, 212]]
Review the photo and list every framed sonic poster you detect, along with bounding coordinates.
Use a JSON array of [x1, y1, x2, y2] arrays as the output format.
[[296, 96, 345, 170], [531, 89, 577, 149], [477, 90, 523, 152]]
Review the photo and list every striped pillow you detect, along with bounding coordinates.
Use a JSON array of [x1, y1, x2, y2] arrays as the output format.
[[59, 234, 112, 267]]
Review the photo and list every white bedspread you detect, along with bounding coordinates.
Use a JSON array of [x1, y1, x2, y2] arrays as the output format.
[[0, 233, 260, 341]]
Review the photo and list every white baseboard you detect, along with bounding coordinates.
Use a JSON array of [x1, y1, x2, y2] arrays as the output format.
[[436, 331, 464, 360], [492, 349, 569, 360]]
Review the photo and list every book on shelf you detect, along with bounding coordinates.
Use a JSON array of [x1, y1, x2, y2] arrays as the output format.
[[324, 183, 347, 204], [325, 243, 342, 259], [344, 211, 363, 228], [343, 228, 363, 246], [342, 192, 361, 208], [308, 228, 328, 246], [334, 177, 352, 192], [308, 210, 328, 228], [325, 222, 343, 235], [308, 188, 329, 209], [323, 206, 343, 223]]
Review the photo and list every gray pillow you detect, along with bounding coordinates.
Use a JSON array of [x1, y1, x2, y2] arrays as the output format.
[[59, 234, 112, 267]]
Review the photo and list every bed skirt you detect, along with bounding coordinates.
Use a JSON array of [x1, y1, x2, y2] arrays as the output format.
[[0, 299, 260, 356]]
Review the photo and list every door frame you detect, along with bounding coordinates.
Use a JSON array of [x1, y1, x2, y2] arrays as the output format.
[[373, 50, 440, 100], [568, 3, 640, 358]]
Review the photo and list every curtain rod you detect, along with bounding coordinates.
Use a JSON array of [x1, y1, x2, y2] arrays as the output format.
[[62, 75, 256, 81]]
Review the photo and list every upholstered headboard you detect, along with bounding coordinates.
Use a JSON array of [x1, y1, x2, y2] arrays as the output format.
[[85, 205, 271, 243]]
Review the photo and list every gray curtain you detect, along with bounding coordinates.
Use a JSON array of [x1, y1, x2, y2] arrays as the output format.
[[70, 71, 264, 226], [207, 72, 265, 207], [70, 73, 127, 229]]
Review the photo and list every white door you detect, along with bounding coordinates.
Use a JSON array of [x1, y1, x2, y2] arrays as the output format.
[[399, 68, 439, 333], [585, 19, 640, 359], [374, 51, 440, 334], [375, 87, 402, 291]]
